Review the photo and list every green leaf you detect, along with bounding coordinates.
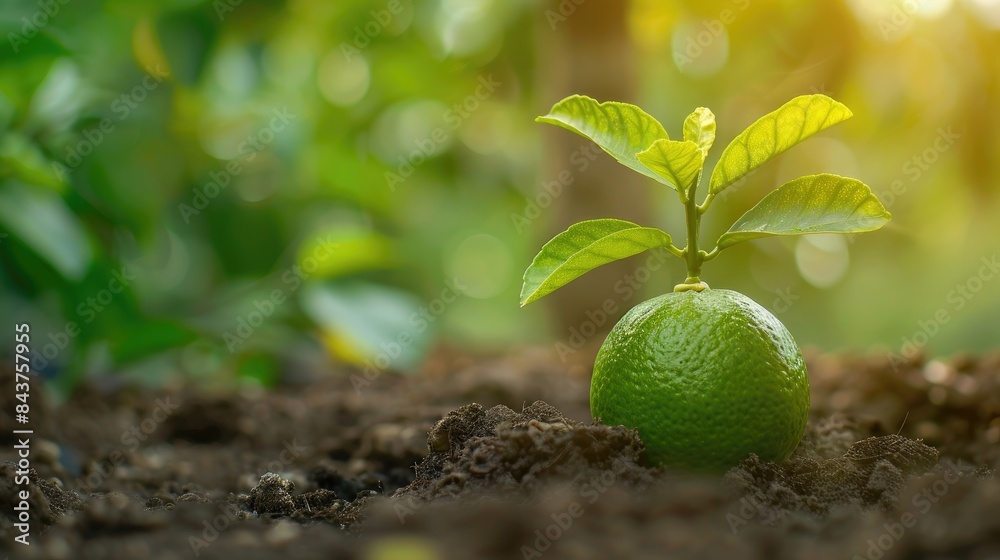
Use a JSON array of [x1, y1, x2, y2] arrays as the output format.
[[0, 181, 92, 280], [636, 140, 704, 194], [0, 133, 66, 192], [717, 174, 891, 249], [238, 354, 280, 387], [709, 95, 853, 195], [537, 95, 670, 184], [521, 219, 672, 306], [682, 107, 716, 155], [296, 227, 395, 279], [109, 319, 199, 367], [302, 282, 433, 371]]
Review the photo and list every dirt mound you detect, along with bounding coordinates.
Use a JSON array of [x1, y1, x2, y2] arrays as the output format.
[[393, 401, 659, 506], [0, 462, 82, 539], [1, 350, 1000, 558]]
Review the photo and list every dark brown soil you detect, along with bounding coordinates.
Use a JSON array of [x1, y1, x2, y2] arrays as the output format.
[[2, 346, 999, 559]]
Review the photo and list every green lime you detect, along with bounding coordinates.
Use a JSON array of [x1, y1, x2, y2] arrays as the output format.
[[590, 288, 809, 472]]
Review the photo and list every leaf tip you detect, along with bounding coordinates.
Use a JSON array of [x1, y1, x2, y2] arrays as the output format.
[[518, 284, 534, 307], [827, 96, 853, 119]]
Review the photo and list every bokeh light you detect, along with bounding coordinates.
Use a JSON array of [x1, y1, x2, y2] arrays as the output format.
[[2, 0, 999, 384], [317, 50, 371, 107]]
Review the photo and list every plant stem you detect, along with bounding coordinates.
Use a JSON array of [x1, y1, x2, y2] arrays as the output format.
[[675, 176, 708, 292], [684, 194, 701, 279], [697, 192, 715, 214]]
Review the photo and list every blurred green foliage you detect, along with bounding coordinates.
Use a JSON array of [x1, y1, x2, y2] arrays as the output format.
[[1, 0, 998, 388]]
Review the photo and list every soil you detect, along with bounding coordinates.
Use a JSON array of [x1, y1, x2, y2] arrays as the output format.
[[1, 346, 999, 559]]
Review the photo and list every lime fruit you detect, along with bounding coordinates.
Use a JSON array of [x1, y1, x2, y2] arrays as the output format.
[[590, 288, 809, 472]]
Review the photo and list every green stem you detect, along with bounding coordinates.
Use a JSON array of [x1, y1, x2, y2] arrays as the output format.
[[684, 195, 701, 279], [697, 192, 715, 214], [675, 176, 708, 292]]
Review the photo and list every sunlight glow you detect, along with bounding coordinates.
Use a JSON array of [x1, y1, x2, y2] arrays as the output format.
[[796, 235, 850, 289]]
